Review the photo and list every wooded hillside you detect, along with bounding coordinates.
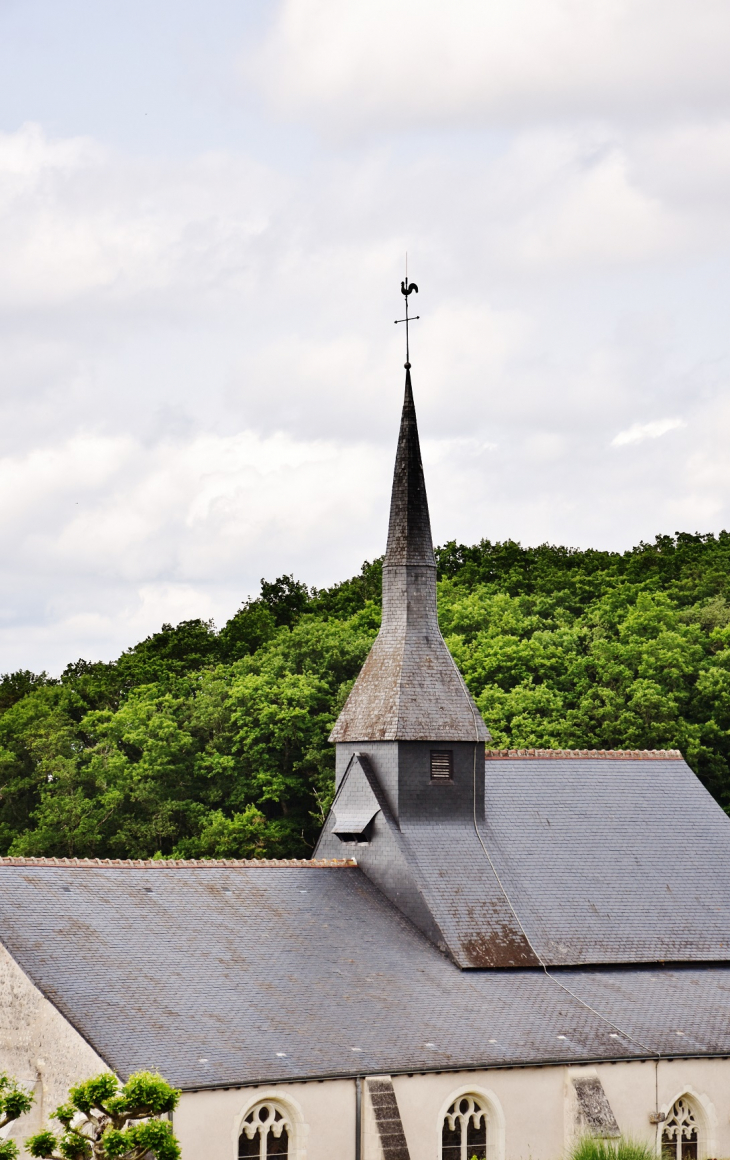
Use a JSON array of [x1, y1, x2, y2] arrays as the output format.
[[2, 531, 730, 860]]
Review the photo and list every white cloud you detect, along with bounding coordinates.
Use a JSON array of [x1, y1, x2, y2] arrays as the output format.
[[0, 426, 392, 671], [3, 0, 730, 672], [0, 429, 388, 575], [510, 141, 676, 267], [0, 123, 276, 308], [251, 0, 730, 133], [632, 121, 730, 211], [422, 438, 498, 466], [611, 418, 686, 446]]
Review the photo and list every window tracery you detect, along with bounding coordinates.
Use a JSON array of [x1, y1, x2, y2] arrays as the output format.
[[239, 1102, 290, 1160], [442, 1095, 488, 1160], [662, 1097, 699, 1160]]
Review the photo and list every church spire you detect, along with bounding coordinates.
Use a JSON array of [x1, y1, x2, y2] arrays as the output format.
[[329, 279, 489, 745], [384, 367, 435, 568]]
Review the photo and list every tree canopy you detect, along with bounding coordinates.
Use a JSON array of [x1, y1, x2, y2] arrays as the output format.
[[3, 532, 730, 860], [26, 1072, 180, 1160]]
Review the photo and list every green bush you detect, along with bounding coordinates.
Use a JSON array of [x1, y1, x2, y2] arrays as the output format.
[[0, 1071, 34, 1160], [568, 1136, 656, 1160]]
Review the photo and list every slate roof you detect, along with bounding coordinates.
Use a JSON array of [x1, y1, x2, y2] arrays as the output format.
[[482, 750, 730, 965], [330, 369, 489, 743], [382, 366, 435, 569], [3, 858, 730, 1092], [316, 752, 539, 968], [316, 749, 730, 969]]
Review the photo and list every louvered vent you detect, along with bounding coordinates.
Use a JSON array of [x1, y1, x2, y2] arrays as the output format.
[[430, 750, 454, 782]]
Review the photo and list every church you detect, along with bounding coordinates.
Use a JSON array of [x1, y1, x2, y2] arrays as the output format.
[[3, 353, 730, 1160]]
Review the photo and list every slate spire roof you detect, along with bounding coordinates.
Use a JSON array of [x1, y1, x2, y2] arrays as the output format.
[[384, 367, 434, 567], [330, 367, 489, 742]]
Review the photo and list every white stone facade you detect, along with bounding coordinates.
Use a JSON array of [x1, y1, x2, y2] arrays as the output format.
[[173, 1059, 730, 1160]]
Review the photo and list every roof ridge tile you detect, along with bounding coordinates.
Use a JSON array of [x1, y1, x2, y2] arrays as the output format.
[[0, 856, 357, 869], [485, 748, 683, 760]]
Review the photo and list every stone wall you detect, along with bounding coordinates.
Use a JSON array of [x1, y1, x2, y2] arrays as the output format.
[[174, 1057, 730, 1160], [0, 941, 108, 1145]]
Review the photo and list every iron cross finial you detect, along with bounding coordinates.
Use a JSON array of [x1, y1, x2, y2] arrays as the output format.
[[394, 255, 420, 367]]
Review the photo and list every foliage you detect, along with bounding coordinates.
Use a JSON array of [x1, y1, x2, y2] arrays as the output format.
[[0, 672, 55, 713], [0, 1072, 34, 1160], [567, 1136, 656, 1160], [4, 534, 730, 858], [26, 1072, 180, 1160]]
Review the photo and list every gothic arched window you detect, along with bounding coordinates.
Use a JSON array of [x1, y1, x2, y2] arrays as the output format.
[[662, 1097, 699, 1160], [239, 1102, 290, 1160], [442, 1095, 488, 1160]]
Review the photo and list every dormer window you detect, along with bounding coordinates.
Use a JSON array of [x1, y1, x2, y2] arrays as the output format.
[[333, 818, 376, 845], [431, 750, 454, 783], [331, 796, 380, 844]]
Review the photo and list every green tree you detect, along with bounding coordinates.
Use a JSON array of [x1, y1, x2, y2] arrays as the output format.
[[0, 1072, 34, 1160], [26, 1072, 180, 1160], [4, 533, 730, 859]]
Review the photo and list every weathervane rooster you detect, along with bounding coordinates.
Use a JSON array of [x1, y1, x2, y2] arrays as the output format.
[[395, 262, 420, 366]]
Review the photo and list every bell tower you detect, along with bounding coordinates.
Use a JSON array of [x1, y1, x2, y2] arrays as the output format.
[[314, 280, 540, 969], [327, 360, 490, 825]]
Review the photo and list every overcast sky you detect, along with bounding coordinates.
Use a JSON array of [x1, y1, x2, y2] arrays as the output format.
[[2, 0, 730, 674]]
